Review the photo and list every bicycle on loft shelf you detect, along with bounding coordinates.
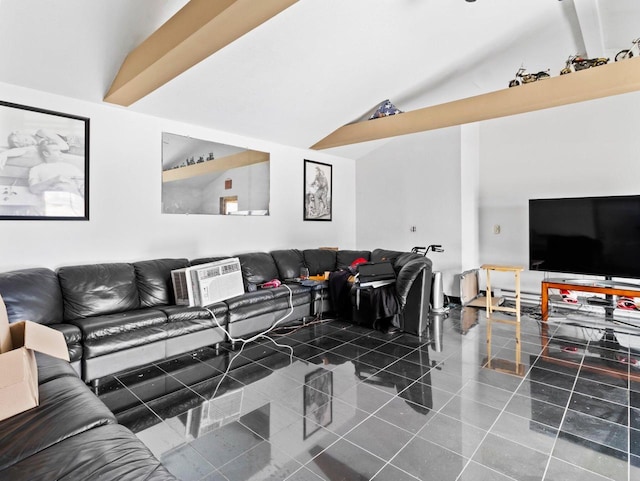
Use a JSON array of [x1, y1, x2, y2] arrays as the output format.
[[615, 37, 640, 61]]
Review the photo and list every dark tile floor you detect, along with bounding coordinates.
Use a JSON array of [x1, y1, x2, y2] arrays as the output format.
[[97, 306, 640, 481]]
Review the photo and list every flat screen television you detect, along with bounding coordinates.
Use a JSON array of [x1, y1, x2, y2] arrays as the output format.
[[529, 195, 640, 279]]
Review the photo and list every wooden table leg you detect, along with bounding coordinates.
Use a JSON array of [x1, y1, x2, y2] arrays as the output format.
[[541, 282, 549, 321]]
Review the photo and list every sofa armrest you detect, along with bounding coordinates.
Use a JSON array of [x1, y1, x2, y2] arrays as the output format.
[[49, 323, 83, 362], [395, 256, 432, 309]]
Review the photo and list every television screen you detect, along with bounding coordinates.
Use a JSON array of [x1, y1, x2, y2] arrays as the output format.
[[529, 195, 640, 279]]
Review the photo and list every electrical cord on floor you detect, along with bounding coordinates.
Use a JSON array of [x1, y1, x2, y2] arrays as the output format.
[[204, 284, 298, 399], [270, 316, 332, 337]]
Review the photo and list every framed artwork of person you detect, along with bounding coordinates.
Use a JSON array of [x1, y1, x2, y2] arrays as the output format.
[[0, 101, 89, 220], [303, 159, 332, 221]]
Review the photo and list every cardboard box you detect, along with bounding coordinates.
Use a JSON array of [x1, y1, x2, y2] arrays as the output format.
[[0, 295, 70, 421]]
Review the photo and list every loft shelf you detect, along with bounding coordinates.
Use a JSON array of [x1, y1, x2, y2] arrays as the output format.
[[311, 57, 640, 150], [162, 149, 269, 183]]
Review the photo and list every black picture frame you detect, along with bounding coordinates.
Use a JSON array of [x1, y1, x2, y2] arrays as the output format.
[[303, 159, 332, 221], [303, 368, 333, 439], [0, 100, 89, 220]]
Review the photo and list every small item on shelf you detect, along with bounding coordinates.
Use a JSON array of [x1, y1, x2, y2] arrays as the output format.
[[559, 289, 578, 304], [616, 296, 639, 310], [615, 38, 640, 62], [508, 66, 550, 87], [368, 100, 403, 120], [560, 54, 608, 75]]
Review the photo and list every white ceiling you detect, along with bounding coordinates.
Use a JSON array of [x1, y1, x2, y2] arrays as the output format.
[[1, 0, 639, 159]]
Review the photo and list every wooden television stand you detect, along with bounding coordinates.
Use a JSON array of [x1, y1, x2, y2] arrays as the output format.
[[541, 278, 640, 321]]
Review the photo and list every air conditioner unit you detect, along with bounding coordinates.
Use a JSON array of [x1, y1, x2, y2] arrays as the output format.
[[171, 258, 245, 307]]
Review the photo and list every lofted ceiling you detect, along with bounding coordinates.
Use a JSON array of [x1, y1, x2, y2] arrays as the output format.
[[0, 0, 639, 159]]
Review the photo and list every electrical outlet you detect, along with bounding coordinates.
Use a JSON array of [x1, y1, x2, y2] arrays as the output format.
[[493, 224, 501, 235]]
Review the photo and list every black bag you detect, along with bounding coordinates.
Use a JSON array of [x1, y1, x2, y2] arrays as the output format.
[[357, 261, 395, 285]]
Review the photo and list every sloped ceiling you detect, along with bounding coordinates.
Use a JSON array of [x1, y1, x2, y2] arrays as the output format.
[[0, 0, 639, 159]]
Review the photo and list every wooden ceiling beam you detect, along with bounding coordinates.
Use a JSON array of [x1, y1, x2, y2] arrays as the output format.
[[311, 57, 640, 150], [104, 0, 298, 106]]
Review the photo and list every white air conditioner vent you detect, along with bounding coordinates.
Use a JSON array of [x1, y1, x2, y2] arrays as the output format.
[[171, 258, 245, 307]]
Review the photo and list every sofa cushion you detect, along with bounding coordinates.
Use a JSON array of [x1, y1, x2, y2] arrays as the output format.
[[336, 250, 371, 270], [71, 309, 167, 341], [156, 302, 227, 337], [237, 252, 279, 287], [270, 284, 312, 299], [83, 326, 168, 359], [190, 256, 228, 266], [58, 263, 140, 320], [0, 376, 116, 471], [303, 249, 337, 276], [134, 258, 189, 307], [270, 249, 305, 279], [227, 299, 278, 323], [0, 267, 63, 325], [273, 291, 313, 310], [224, 290, 274, 311], [158, 303, 227, 323], [0, 424, 177, 481], [161, 318, 219, 338]]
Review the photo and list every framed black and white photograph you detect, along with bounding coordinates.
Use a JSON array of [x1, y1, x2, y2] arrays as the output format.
[[303, 368, 333, 439], [303, 159, 332, 221], [0, 101, 89, 220]]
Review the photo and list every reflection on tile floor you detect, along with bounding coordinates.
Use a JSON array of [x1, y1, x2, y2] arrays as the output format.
[[98, 306, 640, 481]]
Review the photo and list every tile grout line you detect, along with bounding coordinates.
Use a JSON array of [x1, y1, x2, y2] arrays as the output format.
[[538, 334, 591, 481], [452, 317, 559, 481], [364, 349, 486, 481], [304, 333, 453, 481], [111, 373, 224, 480]]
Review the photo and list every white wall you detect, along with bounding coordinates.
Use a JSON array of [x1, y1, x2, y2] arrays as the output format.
[[0, 82, 357, 272], [356, 90, 640, 298], [478, 90, 640, 293], [355, 127, 463, 293], [460, 123, 480, 273]]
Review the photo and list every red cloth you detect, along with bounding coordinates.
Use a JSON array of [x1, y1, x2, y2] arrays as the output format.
[[350, 257, 368, 268]]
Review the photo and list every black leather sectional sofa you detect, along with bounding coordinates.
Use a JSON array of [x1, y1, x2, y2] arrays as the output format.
[[0, 352, 176, 480], [0, 248, 432, 386], [0, 247, 431, 480]]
